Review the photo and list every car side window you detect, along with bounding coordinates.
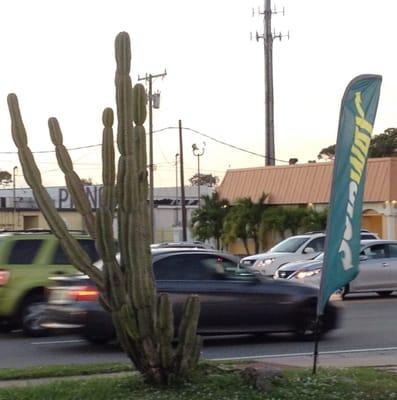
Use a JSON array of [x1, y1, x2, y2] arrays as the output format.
[[8, 240, 43, 264], [153, 254, 227, 281], [387, 244, 397, 258], [78, 240, 99, 263], [53, 240, 98, 264], [305, 237, 325, 252], [363, 244, 387, 259], [198, 255, 237, 277]]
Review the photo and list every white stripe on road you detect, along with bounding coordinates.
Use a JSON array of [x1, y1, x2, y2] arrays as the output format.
[[32, 339, 85, 345], [212, 346, 397, 361], [33, 338, 397, 362]]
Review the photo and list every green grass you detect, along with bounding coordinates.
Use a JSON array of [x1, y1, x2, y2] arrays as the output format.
[[0, 364, 396, 400], [0, 362, 133, 381]]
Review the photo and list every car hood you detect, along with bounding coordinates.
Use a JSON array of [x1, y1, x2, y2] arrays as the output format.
[[241, 252, 292, 262], [279, 259, 323, 272]]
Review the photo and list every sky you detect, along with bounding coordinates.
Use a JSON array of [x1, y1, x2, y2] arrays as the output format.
[[1, 0, 397, 189]]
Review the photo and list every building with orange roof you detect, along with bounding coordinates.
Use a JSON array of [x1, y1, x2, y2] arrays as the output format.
[[217, 157, 397, 252]]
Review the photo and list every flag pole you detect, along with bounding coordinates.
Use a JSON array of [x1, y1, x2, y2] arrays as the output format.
[[312, 316, 321, 374]]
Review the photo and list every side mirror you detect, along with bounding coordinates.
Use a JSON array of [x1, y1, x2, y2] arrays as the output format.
[[303, 247, 314, 254], [359, 254, 368, 261]]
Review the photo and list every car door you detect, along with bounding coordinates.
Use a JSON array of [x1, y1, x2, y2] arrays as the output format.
[[351, 244, 391, 291], [3, 239, 45, 302], [384, 244, 397, 290], [154, 253, 280, 333]]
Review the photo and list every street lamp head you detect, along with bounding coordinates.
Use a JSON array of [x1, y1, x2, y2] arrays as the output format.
[[192, 142, 205, 157]]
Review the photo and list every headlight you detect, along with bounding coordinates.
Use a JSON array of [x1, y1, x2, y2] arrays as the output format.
[[295, 268, 322, 279], [256, 258, 275, 268]]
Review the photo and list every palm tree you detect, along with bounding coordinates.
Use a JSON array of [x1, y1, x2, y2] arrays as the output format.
[[222, 193, 269, 254], [302, 208, 328, 232], [282, 207, 309, 235], [190, 192, 229, 249], [261, 206, 289, 239], [262, 206, 328, 240], [222, 205, 250, 254]]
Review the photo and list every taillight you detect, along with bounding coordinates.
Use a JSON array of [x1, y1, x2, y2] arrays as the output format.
[[69, 286, 99, 302], [0, 270, 10, 286]]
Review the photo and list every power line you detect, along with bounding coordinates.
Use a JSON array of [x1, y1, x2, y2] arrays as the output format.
[[153, 126, 289, 163], [0, 126, 290, 163], [0, 143, 102, 155]]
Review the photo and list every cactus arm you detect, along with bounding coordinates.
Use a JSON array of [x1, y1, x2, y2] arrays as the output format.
[[48, 118, 96, 239], [114, 32, 135, 279], [114, 31, 160, 374], [96, 108, 125, 309], [174, 295, 202, 375], [7, 93, 104, 290], [157, 294, 174, 377]]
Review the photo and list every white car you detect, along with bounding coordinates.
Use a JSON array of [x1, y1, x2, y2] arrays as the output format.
[[240, 231, 379, 277]]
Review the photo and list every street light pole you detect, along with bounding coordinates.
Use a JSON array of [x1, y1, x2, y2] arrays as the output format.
[[175, 153, 179, 226], [192, 142, 206, 206], [12, 166, 17, 229]]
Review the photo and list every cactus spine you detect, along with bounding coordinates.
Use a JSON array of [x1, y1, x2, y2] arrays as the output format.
[[7, 31, 201, 385]]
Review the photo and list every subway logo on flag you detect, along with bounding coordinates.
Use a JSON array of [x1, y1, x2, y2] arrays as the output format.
[[339, 91, 374, 271]]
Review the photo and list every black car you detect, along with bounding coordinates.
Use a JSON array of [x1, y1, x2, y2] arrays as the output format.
[[42, 248, 339, 344]]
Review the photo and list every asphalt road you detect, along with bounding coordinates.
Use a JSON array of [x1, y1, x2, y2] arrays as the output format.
[[1, 293, 397, 369]]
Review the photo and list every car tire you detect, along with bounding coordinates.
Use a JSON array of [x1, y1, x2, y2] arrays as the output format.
[[295, 311, 322, 340], [335, 285, 349, 300], [84, 332, 113, 345], [376, 291, 393, 297], [20, 294, 49, 337]]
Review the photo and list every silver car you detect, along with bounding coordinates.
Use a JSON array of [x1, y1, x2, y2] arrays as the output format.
[[239, 233, 326, 277], [240, 231, 378, 277], [276, 240, 397, 298]]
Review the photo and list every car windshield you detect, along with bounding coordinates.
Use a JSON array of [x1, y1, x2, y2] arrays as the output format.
[[269, 236, 309, 253]]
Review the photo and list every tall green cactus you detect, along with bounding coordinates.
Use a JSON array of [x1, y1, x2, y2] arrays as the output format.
[[7, 31, 201, 385]]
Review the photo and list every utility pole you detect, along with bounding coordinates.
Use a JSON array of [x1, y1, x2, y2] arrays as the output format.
[[12, 166, 17, 229], [254, 0, 288, 166], [138, 70, 167, 243], [175, 153, 179, 226], [179, 120, 187, 241]]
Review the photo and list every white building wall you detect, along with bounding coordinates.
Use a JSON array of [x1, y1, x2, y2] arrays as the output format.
[[0, 185, 214, 243]]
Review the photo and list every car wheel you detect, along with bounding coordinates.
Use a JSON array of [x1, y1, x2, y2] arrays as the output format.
[[295, 313, 322, 340], [335, 285, 349, 300], [21, 294, 48, 337], [84, 332, 112, 345], [376, 291, 393, 297]]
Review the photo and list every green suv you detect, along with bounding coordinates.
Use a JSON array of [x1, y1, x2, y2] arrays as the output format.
[[0, 230, 98, 336]]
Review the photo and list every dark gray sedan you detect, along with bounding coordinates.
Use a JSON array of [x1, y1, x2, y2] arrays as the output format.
[[42, 248, 339, 343]]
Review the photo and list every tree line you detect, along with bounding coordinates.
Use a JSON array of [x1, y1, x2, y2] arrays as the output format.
[[190, 192, 328, 254]]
